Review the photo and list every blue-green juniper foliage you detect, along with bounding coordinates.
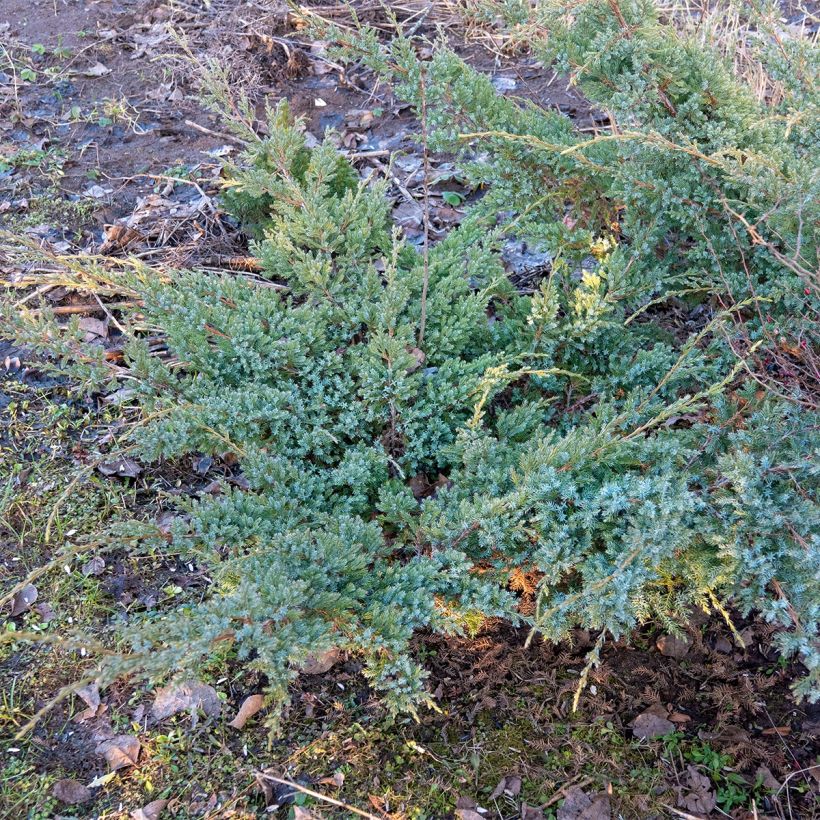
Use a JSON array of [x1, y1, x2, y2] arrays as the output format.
[[5, 0, 818, 718]]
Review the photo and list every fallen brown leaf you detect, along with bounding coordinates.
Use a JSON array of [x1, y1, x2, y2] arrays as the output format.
[[677, 765, 716, 815], [53, 778, 93, 805], [392, 200, 423, 231], [34, 601, 55, 622], [74, 682, 102, 722], [505, 776, 522, 797], [98, 458, 142, 478], [755, 765, 781, 791], [96, 734, 140, 771], [255, 772, 275, 806], [557, 787, 611, 820], [406, 346, 425, 373], [490, 775, 522, 799], [656, 633, 691, 659], [130, 798, 169, 820], [317, 771, 345, 788], [79, 317, 108, 339], [10, 583, 38, 616], [632, 707, 675, 740], [228, 693, 265, 729], [82, 556, 106, 577], [100, 224, 143, 254], [151, 680, 221, 722], [301, 648, 342, 675], [455, 795, 487, 819]]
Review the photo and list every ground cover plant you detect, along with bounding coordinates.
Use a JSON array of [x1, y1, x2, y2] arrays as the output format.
[[1, 2, 819, 814], [4, 0, 819, 726]]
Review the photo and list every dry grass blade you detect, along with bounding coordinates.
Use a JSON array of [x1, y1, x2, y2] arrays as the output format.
[[258, 773, 381, 819], [657, 0, 818, 104]]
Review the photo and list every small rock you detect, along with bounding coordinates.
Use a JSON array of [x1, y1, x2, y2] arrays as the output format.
[[82, 61, 111, 77], [83, 184, 112, 199], [491, 76, 517, 92]]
